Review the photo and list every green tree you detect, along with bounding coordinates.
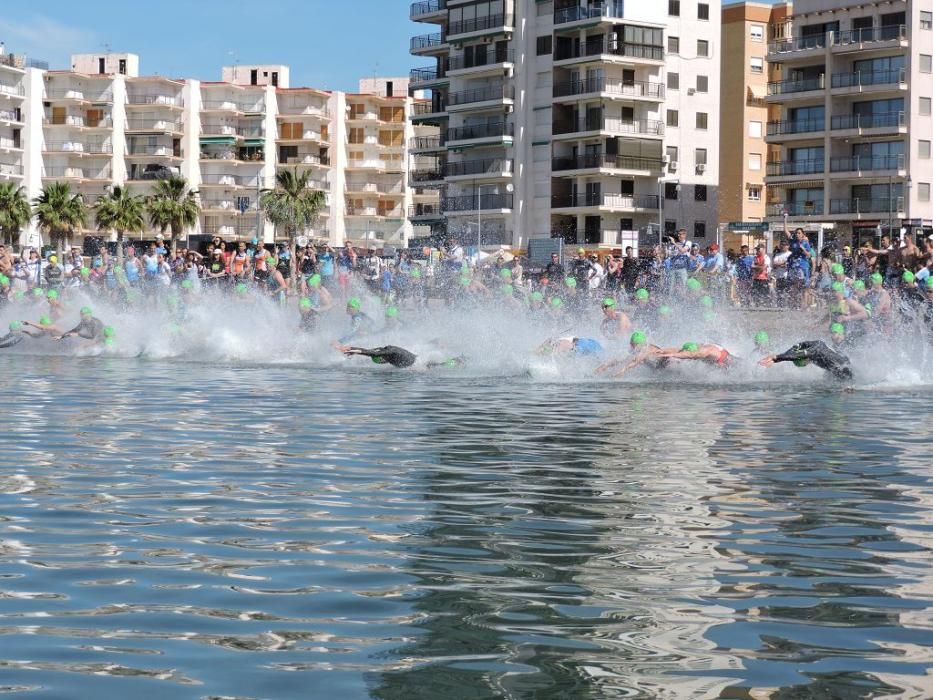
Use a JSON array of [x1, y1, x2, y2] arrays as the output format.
[[260, 169, 326, 287], [0, 182, 33, 246], [147, 176, 200, 256], [33, 182, 87, 258], [95, 185, 146, 263]]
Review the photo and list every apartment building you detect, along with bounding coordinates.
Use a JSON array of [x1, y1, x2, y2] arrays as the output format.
[[720, 1, 792, 237], [764, 0, 933, 245], [5, 49, 430, 250], [408, 0, 722, 251]]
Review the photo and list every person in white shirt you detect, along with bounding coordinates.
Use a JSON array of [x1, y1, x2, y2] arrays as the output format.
[[587, 255, 605, 292], [771, 239, 793, 307]]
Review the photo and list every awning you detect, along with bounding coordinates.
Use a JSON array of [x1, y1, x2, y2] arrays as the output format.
[[243, 138, 265, 147], [200, 136, 235, 145], [748, 85, 766, 100]]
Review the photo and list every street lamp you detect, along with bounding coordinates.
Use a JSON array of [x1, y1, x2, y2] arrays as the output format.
[[476, 181, 514, 257]]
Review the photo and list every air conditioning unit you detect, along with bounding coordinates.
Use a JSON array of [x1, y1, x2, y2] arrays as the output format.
[[696, 164, 706, 174], [669, 161, 678, 172], [687, 88, 696, 95]]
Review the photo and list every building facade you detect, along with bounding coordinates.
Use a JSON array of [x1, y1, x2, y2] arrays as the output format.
[[764, 0, 933, 244], [408, 0, 722, 250]]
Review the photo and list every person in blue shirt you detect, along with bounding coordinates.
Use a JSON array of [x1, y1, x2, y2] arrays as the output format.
[[784, 214, 813, 309], [735, 244, 754, 306], [318, 246, 336, 289]]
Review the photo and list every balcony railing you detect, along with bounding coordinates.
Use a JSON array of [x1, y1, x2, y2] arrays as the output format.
[[280, 154, 329, 166], [0, 84, 25, 97], [200, 174, 258, 187], [447, 84, 514, 106], [126, 118, 182, 132], [766, 118, 825, 136], [409, 166, 447, 182], [45, 89, 113, 102], [409, 135, 445, 150], [766, 159, 824, 176], [831, 68, 906, 89], [43, 116, 113, 129], [412, 100, 447, 116], [553, 116, 664, 137], [448, 13, 510, 37], [443, 193, 513, 211], [0, 162, 24, 176], [830, 111, 904, 131], [830, 154, 905, 172], [552, 193, 660, 209], [446, 158, 511, 177], [768, 33, 828, 54], [127, 144, 178, 157], [447, 122, 513, 141], [448, 48, 514, 72], [201, 100, 264, 113], [554, 2, 625, 24], [43, 141, 112, 154], [408, 203, 444, 218], [41, 166, 111, 180], [830, 197, 904, 214], [835, 25, 906, 46], [410, 67, 445, 84], [552, 154, 665, 172], [0, 109, 22, 123], [767, 76, 824, 95], [411, 33, 445, 51], [553, 77, 665, 99], [410, 0, 445, 19], [555, 40, 664, 62], [766, 201, 824, 216], [127, 94, 182, 107]]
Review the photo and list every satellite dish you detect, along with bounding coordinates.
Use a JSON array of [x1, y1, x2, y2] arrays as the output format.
[[296, 235, 309, 247]]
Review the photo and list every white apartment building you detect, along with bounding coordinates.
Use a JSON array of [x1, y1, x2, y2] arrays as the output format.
[[764, 0, 933, 244], [3, 48, 436, 250], [408, 0, 722, 250]]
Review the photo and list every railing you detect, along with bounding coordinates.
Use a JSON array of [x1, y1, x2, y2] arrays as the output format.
[[201, 100, 264, 113], [281, 154, 328, 166], [0, 137, 20, 149], [768, 33, 828, 54], [767, 76, 824, 95], [0, 162, 24, 176], [553, 116, 664, 136], [45, 89, 113, 102], [553, 77, 665, 99], [412, 101, 447, 116], [410, 67, 444, 83], [43, 141, 112, 154], [200, 174, 258, 187], [831, 68, 906, 89], [552, 193, 659, 209], [448, 13, 510, 37], [443, 193, 513, 211], [409, 166, 446, 182], [447, 84, 514, 106], [0, 109, 22, 122], [0, 54, 24, 68], [830, 197, 904, 214], [766, 202, 824, 216], [410, 135, 445, 150], [830, 111, 905, 131], [127, 144, 177, 156], [201, 123, 238, 136], [410, 0, 445, 19], [43, 116, 113, 128], [447, 122, 513, 141], [41, 166, 111, 180], [835, 25, 906, 45], [408, 203, 444, 218], [446, 158, 512, 177], [0, 84, 25, 97], [766, 159, 824, 176], [126, 118, 182, 132], [448, 48, 514, 72], [766, 118, 825, 136], [830, 154, 905, 172], [127, 94, 182, 107], [555, 40, 664, 62], [554, 2, 625, 24], [552, 154, 664, 172], [411, 33, 445, 51]]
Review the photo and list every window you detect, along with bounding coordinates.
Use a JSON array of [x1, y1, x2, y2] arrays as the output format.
[[750, 57, 764, 74], [667, 72, 679, 90], [696, 75, 708, 93], [749, 153, 762, 170], [666, 146, 678, 166], [667, 109, 679, 127], [921, 11, 933, 30], [921, 140, 932, 159], [698, 3, 709, 20], [697, 40, 709, 57], [668, 36, 680, 54], [750, 24, 764, 42], [665, 182, 679, 200], [694, 184, 708, 201], [922, 55, 933, 73], [668, 0, 680, 17], [920, 183, 931, 202], [695, 148, 708, 166], [536, 35, 552, 55], [749, 121, 762, 138], [694, 221, 707, 239], [748, 186, 762, 202], [921, 97, 932, 115], [696, 112, 708, 129]]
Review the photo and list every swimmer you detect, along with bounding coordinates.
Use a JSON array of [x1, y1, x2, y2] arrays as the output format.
[[599, 297, 632, 338], [335, 297, 375, 345], [536, 336, 604, 357], [55, 306, 105, 343], [658, 342, 735, 367], [595, 331, 672, 377], [22, 314, 61, 336], [336, 344, 417, 368], [758, 329, 853, 381], [0, 320, 43, 349]]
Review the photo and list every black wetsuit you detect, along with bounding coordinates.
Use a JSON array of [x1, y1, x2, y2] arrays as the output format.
[[349, 345, 417, 368], [66, 317, 105, 341], [774, 340, 853, 380], [0, 330, 41, 349]]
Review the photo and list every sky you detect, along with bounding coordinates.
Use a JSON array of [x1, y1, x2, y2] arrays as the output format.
[[0, 0, 416, 92]]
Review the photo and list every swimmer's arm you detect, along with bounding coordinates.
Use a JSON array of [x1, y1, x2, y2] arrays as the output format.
[[594, 358, 626, 374], [839, 300, 870, 322], [657, 350, 700, 360], [318, 286, 334, 311], [613, 352, 648, 377]]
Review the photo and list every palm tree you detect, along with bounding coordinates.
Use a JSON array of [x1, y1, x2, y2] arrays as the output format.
[[147, 176, 200, 256], [95, 185, 146, 263], [33, 182, 87, 258], [0, 182, 33, 246], [260, 169, 326, 287]]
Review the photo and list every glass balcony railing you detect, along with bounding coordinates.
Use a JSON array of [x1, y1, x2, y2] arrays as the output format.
[[830, 154, 904, 172], [551, 154, 664, 172], [553, 77, 664, 99], [410, 0, 445, 20], [766, 201, 825, 216], [442, 193, 513, 212], [830, 111, 904, 130], [834, 25, 906, 45], [551, 193, 659, 209], [767, 76, 824, 95], [767, 118, 825, 136], [447, 122, 513, 141], [830, 197, 904, 214], [766, 159, 824, 176], [447, 84, 514, 106], [554, 2, 625, 25], [830, 68, 906, 89]]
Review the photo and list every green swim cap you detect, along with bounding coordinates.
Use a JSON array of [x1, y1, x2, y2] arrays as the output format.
[[39, 315, 51, 325], [630, 330, 647, 346], [32, 288, 44, 297], [681, 342, 699, 352], [601, 297, 616, 308], [80, 266, 90, 277], [14, 291, 24, 300], [102, 326, 115, 338], [103, 337, 114, 347], [658, 305, 673, 317], [8, 321, 22, 332], [550, 297, 563, 308], [852, 280, 866, 291], [46, 289, 58, 300], [634, 288, 649, 301], [530, 291, 544, 302], [181, 279, 193, 290], [347, 297, 361, 310], [459, 276, 471, 287], [686, 278, 702, 291], [903, 270, 915, 284], [831, 263, 844, 275], [564, 276, 577, 288], [830, 322, 845, 335], [500, 284, 514, 296], [0, 275, 8, 286], [444, 359, 458, 368], [235, 282, 248, 295], [299, 297, 312, 310], [308, 273, 322, 288], [700, 295, 713, 308], [871, 272, 883, 285], [831, 281, 845, 293], [385, 306, 399, 318], [794, 358, 810, 368], [411, 267, 422, 279], [754, 330, 770, 346], [80, 306, 92, 316], [499, 268, 512, 279]]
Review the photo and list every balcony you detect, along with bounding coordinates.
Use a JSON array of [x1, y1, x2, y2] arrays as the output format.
[[448, 13, 511, 38], [765, 159, 824, 177], [766, 202, 824, 217], [45, 89, 113, 104], [41, 166, 111, 181], [830, 68, 906, 93], [0, 162, 23, 177], [0, 109, 23, 124], [411, 100, 448, 121], [410, 33, 447, 53], [552, 77, 664, 100], [447, 48, 515, 74], [551, 154, 664, 173], [410, 67, 446, 87], [552, 193, 659, 211], [409, 165, 447, 183], [201, 100, 264, 114], [43, 115, 113, 129], [446, 157, 512, 179], [200, 173, 258, 188], [43, 141, 113, 155], [126, 118, 183, 133], [409, 135, 445, 151], [766, 118, 824, 137], [767, 33, 828, 57], [447, 84, 514, 108], [126, 144, 179, 158], [408, 203, 444, 220], [447, 121, 513, 143], [0, 137, 22, 151], [278, 154, 329, 167], [554, 40, 664, 63], [554, 2, 624, 25], [833, 25, 907, 51], [410, 0, 446, 21], [553, 116, 664, 138], [443, 193, 513, 212], [766, 76, 824, 96], [126, 94, 182, 108], [830, 154, 905, 175], [830, 111, 905, 134], [0, 84, 25, 98], [830, 197, 904, 215]]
